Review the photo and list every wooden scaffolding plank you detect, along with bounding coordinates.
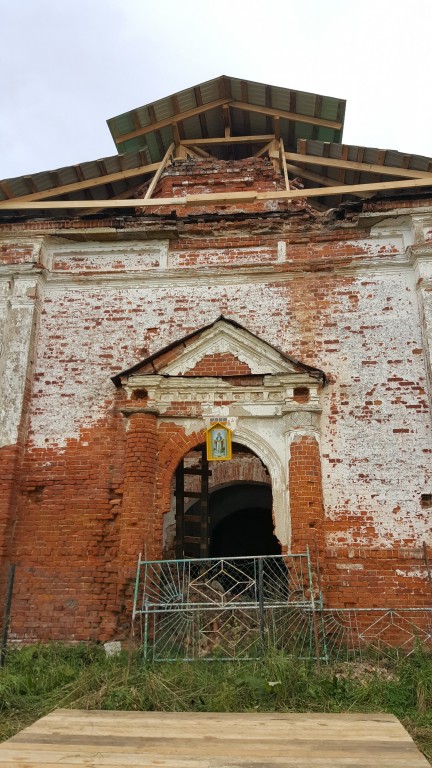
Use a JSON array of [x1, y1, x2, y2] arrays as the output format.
[[4, 162, 160, 203], [230, 100, 342, 130], [115, 97, 232, 144], [0, 710, 428, 766], [144, 143, 174, 200], [3, 174, 432, 210], [275, 150, 432, 180], [181, 135, 274, 146]]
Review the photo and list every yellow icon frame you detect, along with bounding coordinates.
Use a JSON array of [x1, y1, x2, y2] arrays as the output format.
[[206, 422, 232, 461]]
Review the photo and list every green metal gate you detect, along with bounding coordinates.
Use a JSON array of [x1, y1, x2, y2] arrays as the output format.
[[132, 550, 321, 661]]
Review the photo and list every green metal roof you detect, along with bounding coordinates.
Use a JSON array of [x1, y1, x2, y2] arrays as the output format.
[[1, 76, 432, 218], [107, 75, 346, 160]]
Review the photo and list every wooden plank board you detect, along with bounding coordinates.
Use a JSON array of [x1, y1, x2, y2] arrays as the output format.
[[144, 143, 174, 200], [5, 162, 160, 203], [0, 710, 428, 767], [115, 98, 232, 144], [231, 101, 342, 130], [181, 135, 275, 146], [273, 150, 432, 180], [2, 174, 432, 210]]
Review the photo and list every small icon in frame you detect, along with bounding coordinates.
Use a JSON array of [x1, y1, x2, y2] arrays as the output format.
[[206, 422, 232, 461]]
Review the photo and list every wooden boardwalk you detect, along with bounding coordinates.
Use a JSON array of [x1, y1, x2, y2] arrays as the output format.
[[0, 709, 429, 767]]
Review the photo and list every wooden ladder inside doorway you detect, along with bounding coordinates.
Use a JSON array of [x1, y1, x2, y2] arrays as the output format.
[[175, 446, 211, 558]]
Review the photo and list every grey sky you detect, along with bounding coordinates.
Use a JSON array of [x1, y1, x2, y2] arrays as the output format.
[[1, 0, 431, 180]]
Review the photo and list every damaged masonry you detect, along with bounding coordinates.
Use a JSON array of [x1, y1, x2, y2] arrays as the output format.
[[0, 75, 432, 650]]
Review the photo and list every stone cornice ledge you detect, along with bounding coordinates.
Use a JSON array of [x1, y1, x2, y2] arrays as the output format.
[[119, 407, 160, 417]]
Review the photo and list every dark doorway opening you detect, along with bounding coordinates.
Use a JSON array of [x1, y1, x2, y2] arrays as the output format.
[[210, 506, 280, 557], [185, 481, 280, 558]]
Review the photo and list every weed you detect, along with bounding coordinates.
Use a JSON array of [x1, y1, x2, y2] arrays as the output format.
[[0, 645, 431, 763]]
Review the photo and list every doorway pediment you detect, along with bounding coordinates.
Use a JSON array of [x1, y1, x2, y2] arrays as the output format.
[[112, 316, 326, 386]]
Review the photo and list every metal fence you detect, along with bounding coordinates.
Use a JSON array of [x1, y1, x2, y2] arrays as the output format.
[[132, 551, 322, 661], [132, 553, 432, 662], [320, 608, 432, 662]]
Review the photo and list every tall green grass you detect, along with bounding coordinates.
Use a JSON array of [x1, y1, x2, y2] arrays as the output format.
[[1, 644, 431, 763]]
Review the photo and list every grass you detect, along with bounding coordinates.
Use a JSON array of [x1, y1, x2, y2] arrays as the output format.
[[0, 644, 432, 764]]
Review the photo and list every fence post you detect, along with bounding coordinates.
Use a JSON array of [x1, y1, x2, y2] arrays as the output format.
[[306, 547, 321, 671], [0, 563, 16, 669], [258, 557, 265, 654]]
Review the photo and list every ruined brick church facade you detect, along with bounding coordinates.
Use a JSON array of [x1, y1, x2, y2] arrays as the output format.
[[1, 76, 432, 641]]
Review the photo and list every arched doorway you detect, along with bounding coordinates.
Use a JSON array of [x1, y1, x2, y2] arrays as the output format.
[[166, 442, 280, 559], [208, 484, 280, 557]]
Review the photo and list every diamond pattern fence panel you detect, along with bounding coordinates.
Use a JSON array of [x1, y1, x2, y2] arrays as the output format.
[[132, 555, 432, 662], [132, 553, 320, 661], [320, 608, 432, 662]]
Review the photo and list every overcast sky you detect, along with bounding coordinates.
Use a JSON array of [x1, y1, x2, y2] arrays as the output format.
[[1, 0, 431, 180]]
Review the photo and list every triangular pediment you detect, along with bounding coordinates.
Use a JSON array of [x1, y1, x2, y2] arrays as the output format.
[[112, 317, 326, 386], [159, 320, 299, 376]]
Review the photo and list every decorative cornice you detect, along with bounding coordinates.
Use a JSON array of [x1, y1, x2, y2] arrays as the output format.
[[120, 407, 160, 417]]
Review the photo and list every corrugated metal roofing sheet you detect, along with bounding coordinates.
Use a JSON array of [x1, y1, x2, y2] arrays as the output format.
[[1, 76, 431, 213], [0, 149, 156, 204], [107, 75, 346, 157], [301, 140, 432, 174]]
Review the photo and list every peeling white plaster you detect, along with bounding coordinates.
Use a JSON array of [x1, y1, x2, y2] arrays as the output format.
[[395, 569, 428, 579], [0, 276, 42, 447], [3, 214, 432, 551], [51, 241, 169, 272]]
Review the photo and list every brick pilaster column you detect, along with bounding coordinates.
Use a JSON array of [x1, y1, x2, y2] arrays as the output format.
[[289, 435, 325, 556], [116, 407, 159, 627]]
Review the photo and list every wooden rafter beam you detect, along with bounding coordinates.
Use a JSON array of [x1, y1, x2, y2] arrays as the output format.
[[253, 141, 273, 158], [114, 94, 342, 148], [144, 143, 175, 200], [80, 179, 154, 217], [171, 96, 185, 141], [188, 145, 211, 159], [270, 150, 432, 180], [0, 181, 13, 199], [2, 175, 432, 211], [280, 139, 289, 191], [337, 145, 349, 184], [3, 161, 161, 203], [240, 81, 251, 135], [265, 85, 273, 134], [284, 162, 372, 199], [180, 134, 274, 147], [230, 101, 342, 130], [285, 163, 339, 187], [115, 98, 232, 144], [182, 146, 209, 160], [312, 95, 323, 141], [172, 123, 181, 147], [223, 105, 231, 138], [194, 86, 209, 139]]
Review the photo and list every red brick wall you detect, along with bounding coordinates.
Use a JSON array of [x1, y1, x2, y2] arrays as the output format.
[[323, 547, 432, 609], [184, 353, 252, 376], [7, 417, 126, 641], [1, 160, 431, 641], [289, 436, 325, 556], [0, 445, 20, 621]]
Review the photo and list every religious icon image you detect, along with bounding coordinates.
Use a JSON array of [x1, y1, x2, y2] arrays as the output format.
[[206, 422, 232, 461]]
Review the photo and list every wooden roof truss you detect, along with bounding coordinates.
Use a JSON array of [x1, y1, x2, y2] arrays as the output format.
[[1, 91, 432, 214]]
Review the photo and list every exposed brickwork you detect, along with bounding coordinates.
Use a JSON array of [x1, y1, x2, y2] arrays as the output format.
[[8, 416, 125, 641], [184, 353, 252, 377], [0, 445, 20, 618], [324, 547, 432, 609], [1, 158, 432, 641], [289, 436, 325, 556]]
